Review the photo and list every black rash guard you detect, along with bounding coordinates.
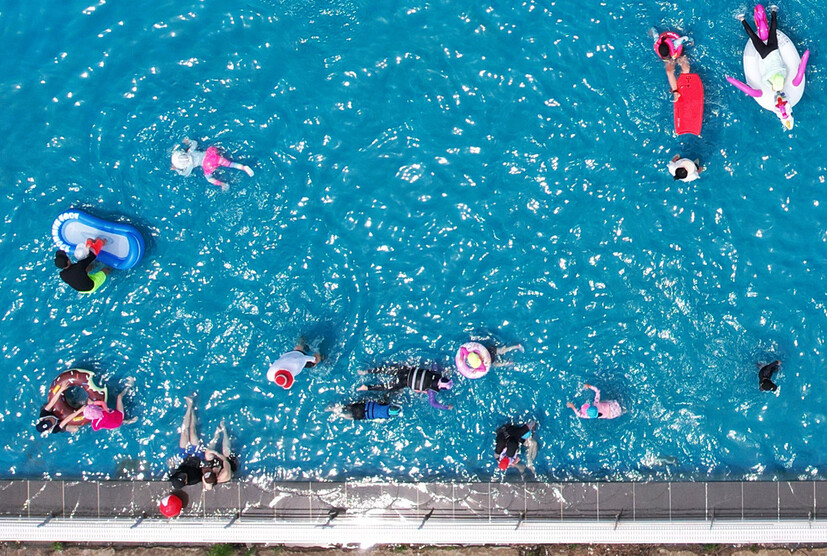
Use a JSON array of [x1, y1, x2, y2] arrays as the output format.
[[59, 253, 96, 292]]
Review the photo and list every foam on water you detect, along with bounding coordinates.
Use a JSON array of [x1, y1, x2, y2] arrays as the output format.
[[0, 0, 825, 481]]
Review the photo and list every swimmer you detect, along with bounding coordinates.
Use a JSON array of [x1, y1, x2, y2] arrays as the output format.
[[495, 422, 536, 471], [327, 400, 402, 420], [169, 396, 205, 490], [758, 360, 781, 392], [566, 383, 622, 420], [82, 377, 138, 431], [201, 420, 238, 490], [266, 339, 322, 390], [667, 154, 704, 182], [650, 29, 692, 102], [737, 6, 786, 93], [35, 383, 82, 435], [357, 364, 453, 410], [171, 138, 254, 192], [54, 238, 111, 294]]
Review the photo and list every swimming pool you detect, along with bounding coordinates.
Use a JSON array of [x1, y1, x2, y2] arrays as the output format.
[[0, 0, 825, 482]]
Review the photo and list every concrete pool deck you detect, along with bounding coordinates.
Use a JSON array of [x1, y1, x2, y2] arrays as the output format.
[[1, 480, 827, 545]]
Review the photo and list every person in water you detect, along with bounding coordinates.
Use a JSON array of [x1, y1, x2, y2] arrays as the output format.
[[169, 396, 205, 490], [357, 364, 453, 410], [737, 6, 786, 93], [171, 138, 254, 191], [566, 383, 622, 420], [35, 383, 84, 434], [495, 422, 536, 471], [54, 238, 111, 294], [327, 400, 402, 421], [759, 360, 781, 392], [667, 154, 705, 182], [652, 30, 692, 102], [82, 377, 138, 431], [266, 339, 322, 390], [201, 420, 238, 490]]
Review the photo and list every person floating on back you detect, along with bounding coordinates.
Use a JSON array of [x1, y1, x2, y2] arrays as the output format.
[[266, 339, 322, 390], [54, 238, 111, 294], [566, 383, 622, 420], [357, 364, 453, 410], [667, 154, 705, 182], [759, 360, 781, 392], [327, 400, 402, 421], [171, 138, 254, 192]]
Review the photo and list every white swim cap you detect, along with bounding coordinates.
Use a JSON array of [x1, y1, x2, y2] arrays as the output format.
[[171, 151, 191, 170]]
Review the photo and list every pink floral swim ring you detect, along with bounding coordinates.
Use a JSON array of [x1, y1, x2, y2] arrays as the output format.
[[455, 342, 492, 379]]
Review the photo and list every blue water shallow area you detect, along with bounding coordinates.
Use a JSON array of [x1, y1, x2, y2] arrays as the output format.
[[0, 0, 825, 483]]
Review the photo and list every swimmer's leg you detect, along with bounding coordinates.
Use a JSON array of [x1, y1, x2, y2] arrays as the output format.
[[179, 397, 194, 449], [219, 420, 231, 457], [185, 398, 199, 446], [496, 344, 525, 355], [227, 161, 254, 177], [116, 378, 138, 425], [206, 175, 229, 192], [677, 55, 690, 74]]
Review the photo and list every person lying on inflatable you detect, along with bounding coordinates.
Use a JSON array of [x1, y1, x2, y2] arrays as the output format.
[[727, 5, 809, 130]]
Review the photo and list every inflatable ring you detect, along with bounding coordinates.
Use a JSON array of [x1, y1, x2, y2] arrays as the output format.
[[654, 31, 683, 60], [455, 342, 492, 379], [48, 369, 108, 427]]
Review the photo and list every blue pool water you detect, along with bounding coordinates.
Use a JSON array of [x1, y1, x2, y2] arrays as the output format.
[[0, 0, 825, 483]]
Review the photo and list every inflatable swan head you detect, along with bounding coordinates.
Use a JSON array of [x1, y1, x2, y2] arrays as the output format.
[[774, 92, 794, 130]]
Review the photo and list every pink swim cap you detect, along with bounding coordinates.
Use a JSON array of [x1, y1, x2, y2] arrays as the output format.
[[83, 404, 104, 421]]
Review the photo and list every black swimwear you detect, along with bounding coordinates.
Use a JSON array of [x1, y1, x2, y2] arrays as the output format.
[[364, 366, 442, 393], [742, 11, 778, 59], [759, 361, 780, 391], [495, 424, 530, 458], [173, 455, 203, 487], [59, 253, 97, 292], [38, 407, 64, 434]]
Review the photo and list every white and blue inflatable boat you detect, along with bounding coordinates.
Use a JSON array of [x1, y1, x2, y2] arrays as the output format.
[[51, 210, 145, 270]]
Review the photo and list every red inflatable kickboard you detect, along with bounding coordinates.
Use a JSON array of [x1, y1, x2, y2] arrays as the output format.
[[674, 73, 704, 136]]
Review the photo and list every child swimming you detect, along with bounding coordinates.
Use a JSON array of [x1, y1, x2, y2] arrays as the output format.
[[171, 138, 254, 191]]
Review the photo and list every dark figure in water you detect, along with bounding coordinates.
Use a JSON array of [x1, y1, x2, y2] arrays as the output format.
[[357, 364, 453, 410], [759, 360, 781, 392], [327, 400, 402, 421], [495, 422, 537, 471]]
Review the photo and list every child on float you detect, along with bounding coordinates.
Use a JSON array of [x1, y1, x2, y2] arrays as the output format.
[[82, 377, 137, 431]]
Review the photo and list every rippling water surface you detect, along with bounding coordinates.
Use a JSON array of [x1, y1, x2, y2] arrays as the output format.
[[0, 0, 825, 482]]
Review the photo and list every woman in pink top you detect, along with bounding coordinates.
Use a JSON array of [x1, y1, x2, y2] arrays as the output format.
[[566, 383, 622, 420], [83, 377, 138, 431]]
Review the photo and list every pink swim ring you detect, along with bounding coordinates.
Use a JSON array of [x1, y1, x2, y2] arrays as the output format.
[[455, 342, 492, 379]]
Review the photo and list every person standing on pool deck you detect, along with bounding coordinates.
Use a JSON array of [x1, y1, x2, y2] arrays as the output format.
[[758, 360, 781, 392], [54, 238, 111, 294], [201, 420, 238, 490], [82, 377, 138, 431], [667, 154, 704, 182], [357, 364, 453, 410], [566, 383, 622, 420], [169, 396, 205, 490], [171, 138, 254, 192], [266, 340, 322, 390]]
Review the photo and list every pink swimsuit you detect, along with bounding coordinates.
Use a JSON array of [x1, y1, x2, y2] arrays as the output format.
[[202, 146, 231, 176], [91, 409, 124, 431]]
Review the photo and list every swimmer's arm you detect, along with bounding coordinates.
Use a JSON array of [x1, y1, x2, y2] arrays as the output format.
[[427, 390, 453, 410], [79, 252, 97, 272], [566, 402, 581, 417], [206, 175, 227, 188], [184, 138, 198, 152], [45, 384, 68, 409], [583, 383, 600, 399], [59, 408, 84, 430]]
